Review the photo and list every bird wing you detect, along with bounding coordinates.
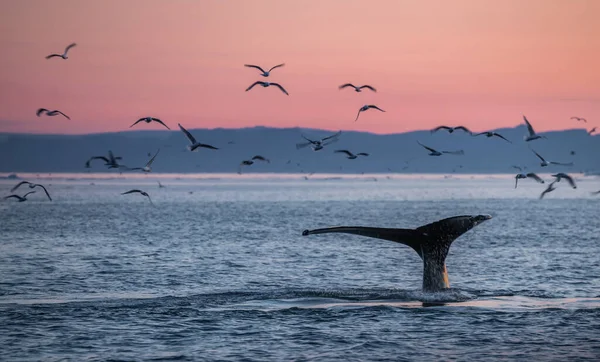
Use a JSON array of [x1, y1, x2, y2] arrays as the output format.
[[64, 43, 77, 54], [178, 123, 197, 144], [91, 156, 110, 164], [580, 118, 587, 123], [512, 165, 522, 171], [296, 141, 313, 149], [56, 111, 70, 120], [322, 131, 342, 142], [335, 150, 354, 157], [561, 174, 577, 188], [146, 149, 160, 167], [251, 155, 269, 162], [443, 150, 465, 155], [356, 153, 369, 157], [130, 119, 144, 128], [45, 54, 62, 59], [493, 133, 512, 143], [122, 189, 143, 195], [526, 173, 544, 183], [359, 85, 377, 92], [432, 126, 452, 133], [454, 126, 472, 134], [10, 181, 30, 193], [23, 191, 36, 198], [108, 150, 117, 164], [338, 83, 356, 90], [195, 143, 219, 150], [523, 115, 536, 135], [36, 108, 48, 116], [417, 141, 437, 153], [570, 117, 579, 120], [549, 161, 574, 166], [271, 83, 289, 95], [531, 149, 546, 162], [4, 195, 23, 200], [514, 176, 519, 189], [245, 81, 264, 92], [34, 184, 52, 201], [150, 118, 170, 130], [354, 109, 362, 122], [244, 64, 266, 73], [368, 105, 385, 112], [268, 63, 285, 72]]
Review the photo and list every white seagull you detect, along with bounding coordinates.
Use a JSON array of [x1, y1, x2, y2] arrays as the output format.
[[178, 123, 219, 152], [523, 115, 546, 141], [4, 191, 36, 202], [296, 131, 342, 151], [338, 84, 377, 93], [130, 117, 170, 130], [551, 173, 577, 189], [431, 125, 472, 135], [45, 43, 76, 60], [334, 150, 369, 159], [244, 63, 285, 77], [531, 149, 573, 167], [127, 149, 160, 173], [355, 105, 385, 122], [10, 181, 52, 200], [514, 173, 544, 188], [417, 141, 464, 156], [37, 108, 70, 120], [245, 81, 289, 95], [121, 189, 154, 205]]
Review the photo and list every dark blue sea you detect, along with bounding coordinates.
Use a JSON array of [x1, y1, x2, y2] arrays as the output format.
[[1, 174, 599, 361]]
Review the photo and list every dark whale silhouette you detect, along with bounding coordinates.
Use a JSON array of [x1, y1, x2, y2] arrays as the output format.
[[302, 214, 492, 292]]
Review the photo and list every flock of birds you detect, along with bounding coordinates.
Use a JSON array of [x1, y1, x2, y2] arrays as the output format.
[[4, 42, 600, 203]]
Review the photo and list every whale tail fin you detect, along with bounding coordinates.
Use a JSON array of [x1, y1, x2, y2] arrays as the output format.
[[302, 215, 492, 291]]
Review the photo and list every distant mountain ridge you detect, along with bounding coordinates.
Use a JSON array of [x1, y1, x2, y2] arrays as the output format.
[[0, 126, 598, 174]]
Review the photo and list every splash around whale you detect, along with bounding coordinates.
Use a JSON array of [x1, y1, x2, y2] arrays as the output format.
[[302, 214, 492, 292]]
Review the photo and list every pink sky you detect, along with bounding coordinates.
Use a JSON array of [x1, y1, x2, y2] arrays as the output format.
[[0, 0, 598, 134]]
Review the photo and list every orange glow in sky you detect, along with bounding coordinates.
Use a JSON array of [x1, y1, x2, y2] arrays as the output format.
[[0, 0, 598, 134]]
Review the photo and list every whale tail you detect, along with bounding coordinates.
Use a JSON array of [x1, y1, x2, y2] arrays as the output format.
[[302, 214, 492, 292]]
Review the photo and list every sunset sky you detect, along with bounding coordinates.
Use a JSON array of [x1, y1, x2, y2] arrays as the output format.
[[0, 0, 598, 134]]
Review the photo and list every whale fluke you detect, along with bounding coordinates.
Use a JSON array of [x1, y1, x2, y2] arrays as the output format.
[[302, 214, 492, 292]]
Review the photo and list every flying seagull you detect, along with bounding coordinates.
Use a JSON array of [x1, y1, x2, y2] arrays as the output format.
[[126, 149, 160, 172], [85, 152, 123, 169], [334, 150, 369, 159], [588, 127, 597, 135], [474, 131, 512, 143], [551, 173, 577, 189], [523, 115, 546, 141], [251, 155, 270, 163], [539, 181, 557, 199], [4, 191, 36, 202], [237, 156, 270, 174], [10, 181, 52, 201], [431, 126, 472, 135], [244, 63, 285, 77], [417, 141, 464, 156], [45, 43, 76, 59], [36, 108, 70, 120], [531, 148, 573, 167], [355, 105, 385, 122], [571, 116, 587, 123], [338, 84, 377, 92], [130, 117, 170, 130], [514, 173, 544, 189], [178, 123, 219, 152], [121, 189, 153, 205], [245, 81, 289, 95], [296, 131, 341, 151]]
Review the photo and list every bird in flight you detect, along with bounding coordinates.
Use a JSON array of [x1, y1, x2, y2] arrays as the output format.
[[4, 191, 36, 202], [530, 148, 573, 167], [130, 117, 170, 130], [431, 126, 472, 135], [551, 173, 577, 189], [474, 131, 512, 143], [514, 173, 544, 188], [237, 155, 271, 174], [121, 189, 154, 205], [126, 149, 160, 173], [245, 81, 289, 95], [45, 43, 76, 60], [588, 127, 596, 135], [355, 105, 385, 122], [417, 141, 464, 156], [338, 84, 377, 93], [523, 115, 546, 141], [334, 150, 369, 159], [10, 181, 52, 201], [37, 108, 70, 120], [85, 152, 124, 169], [178, 123, 219, 152], [244, 63, 285, 77], [296, 131, 341, 151], [570, 116, 587, 123], [539, 181, 557, 199]]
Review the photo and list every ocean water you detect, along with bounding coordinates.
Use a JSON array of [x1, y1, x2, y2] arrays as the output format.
[[1, 174, 599, 361]]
